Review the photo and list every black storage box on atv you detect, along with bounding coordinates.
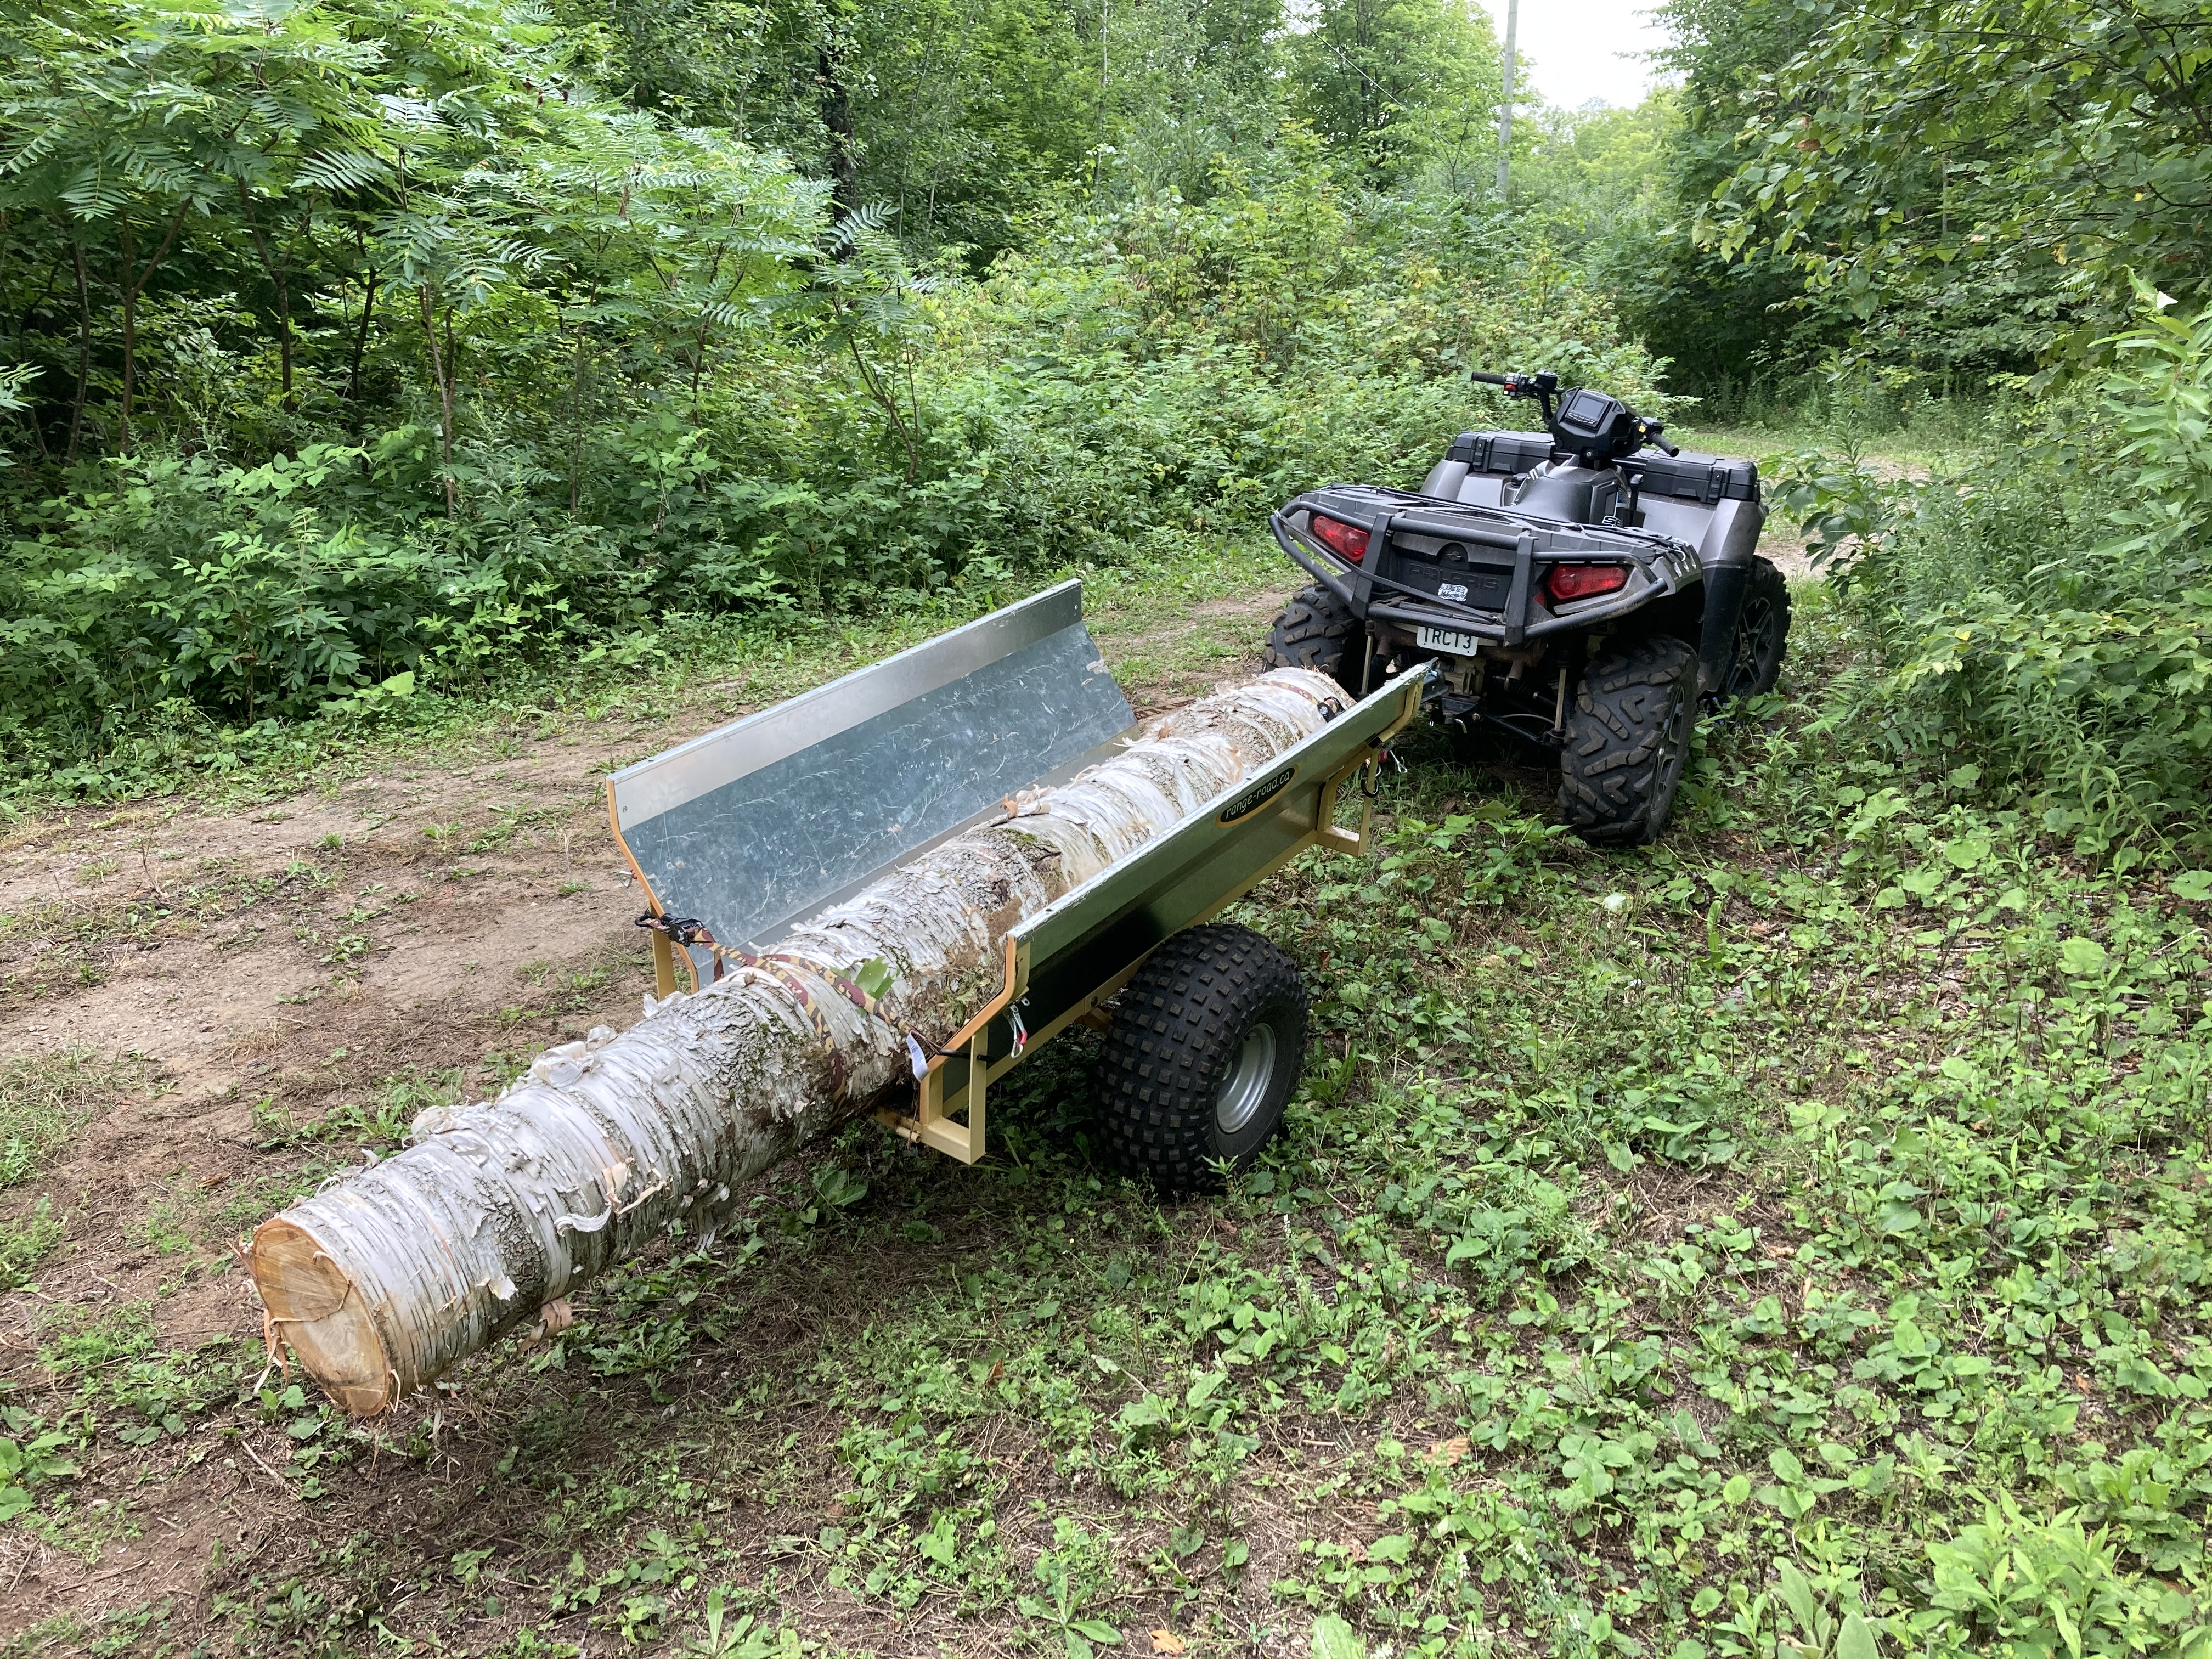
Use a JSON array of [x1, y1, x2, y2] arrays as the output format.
[[1263, 371, 1789, 845]]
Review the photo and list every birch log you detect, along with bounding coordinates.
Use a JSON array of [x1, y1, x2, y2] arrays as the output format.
[[250, 669, 1347, 1415]]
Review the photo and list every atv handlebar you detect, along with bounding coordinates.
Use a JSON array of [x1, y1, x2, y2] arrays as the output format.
[[1471, 371, 1563, 446], [1472, 368, 1679, 462], [1471, 370, 1559, 397]]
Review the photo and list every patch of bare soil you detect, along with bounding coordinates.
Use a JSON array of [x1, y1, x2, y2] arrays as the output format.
[[0, 738, 671, 1633], [1092, 590, 1288, 717]]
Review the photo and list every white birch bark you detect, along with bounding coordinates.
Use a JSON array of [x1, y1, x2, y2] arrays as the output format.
[[251, 669, 1347, 1414]]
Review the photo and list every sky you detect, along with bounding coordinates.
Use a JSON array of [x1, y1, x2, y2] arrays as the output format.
[[1503, 0, 1673, 111]]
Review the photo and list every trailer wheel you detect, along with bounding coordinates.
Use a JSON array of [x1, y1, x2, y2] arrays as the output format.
[[1096, 924, 1307, 1197]]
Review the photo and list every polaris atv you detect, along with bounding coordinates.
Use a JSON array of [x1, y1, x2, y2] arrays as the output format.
[[1262, 370, 1789, 844]]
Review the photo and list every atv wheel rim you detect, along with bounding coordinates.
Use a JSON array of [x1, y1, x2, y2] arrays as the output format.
[[1726, 597, 1778, 696], [1216, 1024, 1278, 1136]]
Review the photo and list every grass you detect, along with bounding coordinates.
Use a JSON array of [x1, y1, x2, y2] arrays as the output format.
[[4, 443, 2210, 1657], [0, 1198, 61, 1291], [0, 1049, 151, 1187]]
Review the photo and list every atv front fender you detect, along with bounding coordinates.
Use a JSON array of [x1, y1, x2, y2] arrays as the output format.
[[1689, 499, 1764, 693], [1695, 561, 1748, 697]]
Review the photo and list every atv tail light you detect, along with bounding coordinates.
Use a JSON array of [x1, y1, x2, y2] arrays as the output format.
[[1310, 513, 1370, 564], [1544, 562, 1632, 604]]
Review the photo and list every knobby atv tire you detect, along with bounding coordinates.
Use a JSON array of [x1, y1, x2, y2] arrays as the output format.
[[1716, 556, 1790, 699], [1096, 924, 1307, 1197], [1263, 583, 1368, 697], [1558, 636, 1698, 845]]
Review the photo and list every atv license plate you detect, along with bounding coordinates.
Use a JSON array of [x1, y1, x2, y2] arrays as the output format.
[[1416, 624, 1482, 657]]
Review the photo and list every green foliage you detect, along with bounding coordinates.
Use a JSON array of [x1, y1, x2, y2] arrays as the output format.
[[1705, 0, 2209, 375], [0, 72, 1655, 788], [687, 1586, 806, 1657], [3, 0, 2199, 822], [1286, 0, 1502, 183], [2105, 295, 2212, 566], [1640, 0, 1837, 392], [1018, 1517, 1126, 1656], [0, 1413, 80, 1523], [0, 0, 1668, 795], [1782, 296, 2212, 850], [1918, 1498, 2209, 1659], [1508, 97, 1677, 279]]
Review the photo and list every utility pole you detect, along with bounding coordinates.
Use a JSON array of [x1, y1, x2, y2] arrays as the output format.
[[1496, 0, 1519, 199], [1093, 0, 1109, 193]]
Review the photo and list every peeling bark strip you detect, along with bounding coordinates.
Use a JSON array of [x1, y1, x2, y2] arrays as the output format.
[[251, 670, 1347, 1415]]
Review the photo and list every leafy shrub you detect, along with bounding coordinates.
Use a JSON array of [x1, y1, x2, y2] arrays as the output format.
[[1915, 1497, 2209, 1659], [1, 157, 1659, 788], [1780, 297, 2212, 854]]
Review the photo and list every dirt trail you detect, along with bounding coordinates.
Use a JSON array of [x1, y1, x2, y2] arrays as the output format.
[[0, 744, 646, 1322]]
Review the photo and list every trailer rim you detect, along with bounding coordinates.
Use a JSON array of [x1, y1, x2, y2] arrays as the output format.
[[1216, 1025, 1278, 1134]]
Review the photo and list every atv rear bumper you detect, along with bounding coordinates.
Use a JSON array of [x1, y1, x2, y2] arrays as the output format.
[[1271, 488, 1704, 652]]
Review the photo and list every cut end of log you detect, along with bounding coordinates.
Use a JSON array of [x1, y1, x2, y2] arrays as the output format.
[[251, 1218, 394, 1417]]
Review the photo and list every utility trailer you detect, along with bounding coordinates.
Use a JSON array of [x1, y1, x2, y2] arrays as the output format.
[[606, 580, 1420, 1186]]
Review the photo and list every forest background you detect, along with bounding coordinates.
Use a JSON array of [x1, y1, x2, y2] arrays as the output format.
[[0, 0, 2208, 853]]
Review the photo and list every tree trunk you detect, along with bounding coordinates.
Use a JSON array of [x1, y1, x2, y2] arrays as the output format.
[[568, 327, 587, 516], [66, 236, 91, 464], [251, 671, 1347, 1415], [114, 205, 190, 457], [347, 270, 377, 410], [117, 219, 136, 455], [848, 332, 918, 483], [238, 186, 295, 405], [273, 261, 294, 405], [419, 286, 456, 517], [819, 42, 860, 223]]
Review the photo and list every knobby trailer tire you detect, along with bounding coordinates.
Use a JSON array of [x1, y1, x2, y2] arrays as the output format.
[[1095, 924, 1308, 1197]]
